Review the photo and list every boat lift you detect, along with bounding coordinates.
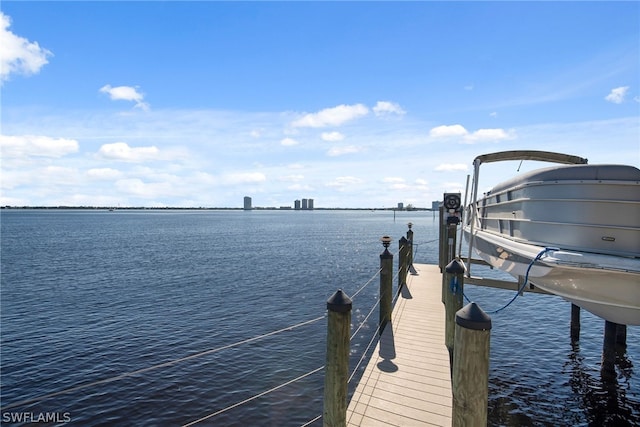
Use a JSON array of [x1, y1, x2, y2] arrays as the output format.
[[437, 192, 548, 296]]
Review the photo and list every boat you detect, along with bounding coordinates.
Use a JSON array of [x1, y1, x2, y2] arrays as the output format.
[[462, 150, 640, 325]]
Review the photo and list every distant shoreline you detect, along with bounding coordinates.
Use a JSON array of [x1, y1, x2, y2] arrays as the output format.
[[1, 206, 435, 212]]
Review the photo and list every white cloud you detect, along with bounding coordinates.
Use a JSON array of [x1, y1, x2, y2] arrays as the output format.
[[383, 177, 405, 184], [280, 137, 299, 146], [464, 128, 510, 143], [605, 86, 629, 104], [429, 124, 468, 138], [97, 142, 159, 162], [115, 178, 171, 198], [222, 172, 266, 185], [429, 124, 511, 143], [326, 176, 363, 188], [389, 183, 409, 190], [327, 145, 361, 156], [321, 131, 345, 141], [414, 178, 428, 186], [373, 101, 406, 116], [435, 163, 468, 172], [41, 165, 80, 184], [279, 174, 305, 182], [0, 135, 78, 158], [0, 12, 52, 84], [287, 183, 313, 191], [291, 104, 369, 128], [99, 84, 149, 110], [86, 168, 123, 180]]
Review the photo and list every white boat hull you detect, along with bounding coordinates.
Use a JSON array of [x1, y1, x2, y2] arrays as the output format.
[[463, 153, 640, 325], [465, 228, 640, 325]]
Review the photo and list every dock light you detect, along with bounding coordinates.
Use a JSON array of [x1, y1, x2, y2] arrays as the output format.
[[380, 235, 392, 249], [444, 193, 461, 211]]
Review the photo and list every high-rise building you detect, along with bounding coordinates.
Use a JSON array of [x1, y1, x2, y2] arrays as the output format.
[[308, 199, 314, 210], [294, 200, 301, 210], [244, 196, 252, 210], [301, 199, 308, 210], [397, 202, 404, 210]]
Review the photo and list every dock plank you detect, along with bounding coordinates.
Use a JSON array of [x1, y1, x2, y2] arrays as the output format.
[[346, 263, 452, 427]]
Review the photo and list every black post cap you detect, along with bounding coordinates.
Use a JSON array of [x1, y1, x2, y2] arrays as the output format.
[[327, 289, 353, 313], [456, 302, 492, 330], [445, 258, 466, 274]]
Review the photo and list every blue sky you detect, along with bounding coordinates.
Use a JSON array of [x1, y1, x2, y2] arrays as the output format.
[[1, 1, 638, 208]]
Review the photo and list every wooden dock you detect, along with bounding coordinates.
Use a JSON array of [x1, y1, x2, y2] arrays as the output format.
[[346, 263, 452, 426]]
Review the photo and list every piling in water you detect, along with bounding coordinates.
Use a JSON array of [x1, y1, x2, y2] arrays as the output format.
[[571, 304, 580, 342]]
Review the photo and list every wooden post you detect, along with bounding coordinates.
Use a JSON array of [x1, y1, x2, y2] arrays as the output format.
[[323, 289, 352, 427], [379, 236, 393, 334], [570, 304, 580, 342], [442, 223, 457, 303], [446, 223, 457, 266], [439, 205, 446, 272], [398, 236, 408, 289], [601, 320, 618, 380], [616, 324, 627, 347], [452, 302, 491, 427], [406, 223, 414, 269], [444, 258, 465, 358]]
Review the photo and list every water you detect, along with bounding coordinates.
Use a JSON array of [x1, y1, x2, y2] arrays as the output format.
[[1, 209, 638, 426]]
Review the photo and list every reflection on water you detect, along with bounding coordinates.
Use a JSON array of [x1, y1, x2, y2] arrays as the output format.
[[567, 334, 636, 426], [464, 264, 639, 426], [488, 326, 639, 426]]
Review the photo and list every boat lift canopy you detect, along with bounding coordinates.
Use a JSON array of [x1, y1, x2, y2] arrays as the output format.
[[473, 150, 588, 166]]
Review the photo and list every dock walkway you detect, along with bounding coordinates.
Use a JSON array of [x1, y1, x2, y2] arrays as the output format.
[[346, 263, 452, 426]]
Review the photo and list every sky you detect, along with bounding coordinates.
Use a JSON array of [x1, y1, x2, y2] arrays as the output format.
[[1, 1, 639, 208]]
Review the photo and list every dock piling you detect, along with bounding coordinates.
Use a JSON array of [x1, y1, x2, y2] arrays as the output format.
[[570, 304, 580, 342], [406, 223, 414, 269], [602, 320, 619, 380], [441, 222, 458, 303], [452, 302, 491, 427], [398, 236, 408, 289], [379, 236, 393, 334], [444, 258, 466, 358], [324, 289, 352, 427], [616, 323, 627, 347]]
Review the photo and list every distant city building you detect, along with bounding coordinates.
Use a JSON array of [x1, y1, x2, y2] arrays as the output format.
[[397, 202, 404, 210], [294, 198, 314, 210], [244, 196, 252, 210], [431, 201, 440, 210]]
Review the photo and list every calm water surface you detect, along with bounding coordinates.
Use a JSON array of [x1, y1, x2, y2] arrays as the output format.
[[1, 210, 638, 426]]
